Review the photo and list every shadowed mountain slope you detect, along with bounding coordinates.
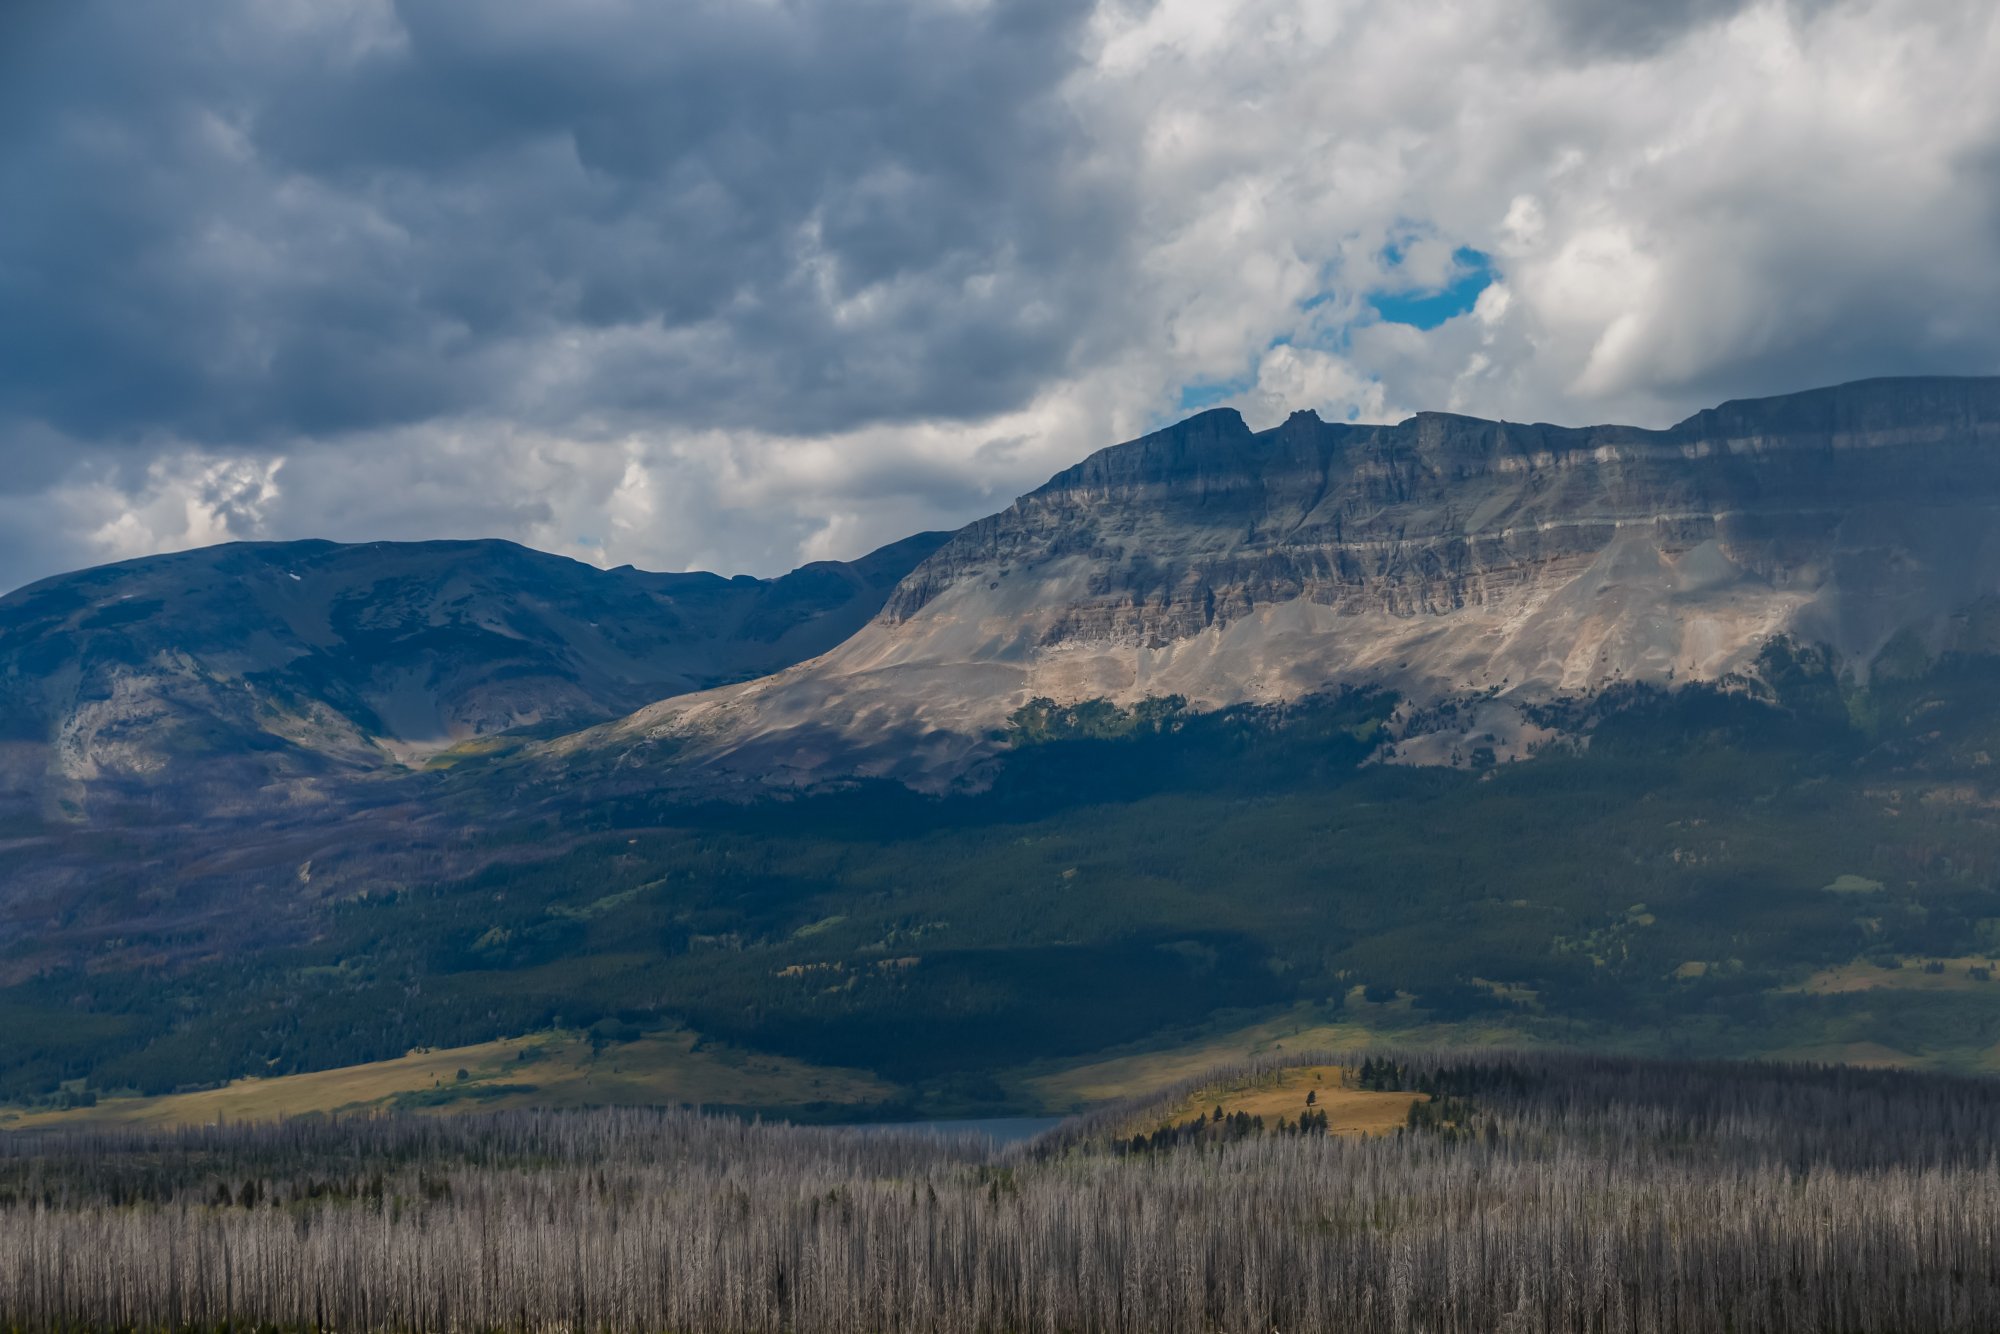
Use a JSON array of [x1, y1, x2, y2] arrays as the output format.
[[0, 531, 948, 814]]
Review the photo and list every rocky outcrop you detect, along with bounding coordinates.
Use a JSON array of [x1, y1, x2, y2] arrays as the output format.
[[562, 376, 2000, 789]]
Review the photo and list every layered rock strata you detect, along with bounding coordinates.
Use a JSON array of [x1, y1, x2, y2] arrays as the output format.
[[564, 376, 2000, 789]]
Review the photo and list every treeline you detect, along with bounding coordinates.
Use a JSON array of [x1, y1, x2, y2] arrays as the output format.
[[1121, 1104, 1334, 1154], [6, 1051, 2000, 1331]]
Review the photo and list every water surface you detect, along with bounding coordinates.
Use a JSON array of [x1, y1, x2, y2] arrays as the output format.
[[848, 1116, 1063, 1144]]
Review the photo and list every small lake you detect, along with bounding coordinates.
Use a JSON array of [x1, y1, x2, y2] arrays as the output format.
[[845, 1116, 1065, 1144]]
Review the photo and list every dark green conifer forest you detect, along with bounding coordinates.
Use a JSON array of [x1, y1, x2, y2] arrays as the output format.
[[8, 640, 2000, 1108]]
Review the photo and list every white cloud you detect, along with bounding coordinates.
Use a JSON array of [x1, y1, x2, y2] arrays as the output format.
[[3, 0, 1998, 593]]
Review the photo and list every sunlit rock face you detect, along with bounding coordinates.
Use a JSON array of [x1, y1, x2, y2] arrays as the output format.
[[0, 532, 947, 814], [571, 376, 2000, 789], [12, 376, 2000, 811]]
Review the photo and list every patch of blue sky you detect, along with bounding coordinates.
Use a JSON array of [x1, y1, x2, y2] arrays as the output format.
[[1164, 243, 1490, 426], [1175, 375, 1255, 414], [1368, 247, 1494, 330]]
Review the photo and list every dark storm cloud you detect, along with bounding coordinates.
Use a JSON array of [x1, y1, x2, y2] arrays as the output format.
[[0, 0, 1113, 448]]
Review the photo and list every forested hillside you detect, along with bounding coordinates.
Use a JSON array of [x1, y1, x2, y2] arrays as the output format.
[[11, 634, 2000, 1114]]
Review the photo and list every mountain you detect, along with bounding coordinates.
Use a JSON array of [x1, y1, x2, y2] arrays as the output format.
[[20, 375, 1999, 813], [16, 375, 2000, 1112], [0, 531, 948, 816], [552, 376, 2000, 789]]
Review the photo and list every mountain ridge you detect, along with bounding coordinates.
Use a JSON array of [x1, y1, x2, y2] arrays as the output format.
[[7, 374, 2000, 813], [550, 374, 2000, 791], [0, 530, 949, 815]]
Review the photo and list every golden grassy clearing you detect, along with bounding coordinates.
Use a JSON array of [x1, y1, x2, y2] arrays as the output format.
[[1789, 956, 2000, 996], [1759, 1040, 1921, 1069], [0, 1028, 895, 1131], [1153, 1064, 1419, 1138], [1027, 1015, 1377, 1109], [418, 734, 530, 770], [1026, 1004, 1535, 1111]]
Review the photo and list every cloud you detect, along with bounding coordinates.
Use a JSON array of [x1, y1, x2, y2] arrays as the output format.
[[1, 0, 1111, 445], [2, 0, 1998, 593]]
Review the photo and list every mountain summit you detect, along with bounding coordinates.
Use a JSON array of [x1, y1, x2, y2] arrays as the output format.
[[556, 376, 2000, 788]]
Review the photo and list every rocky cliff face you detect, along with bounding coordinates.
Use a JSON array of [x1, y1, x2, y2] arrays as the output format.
[[14, 377, 1999, 812], [0, 532, 947, 814], [563, 376, 2000, 788]]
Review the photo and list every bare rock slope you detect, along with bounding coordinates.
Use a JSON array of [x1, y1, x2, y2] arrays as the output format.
[[560, 376, 2000, 789]]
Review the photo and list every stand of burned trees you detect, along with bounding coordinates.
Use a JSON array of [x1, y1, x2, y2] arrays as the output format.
[[4, 1051, 2000, 1332]]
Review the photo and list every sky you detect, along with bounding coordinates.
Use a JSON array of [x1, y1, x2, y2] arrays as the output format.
[[3, 0, 1998, 593]]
